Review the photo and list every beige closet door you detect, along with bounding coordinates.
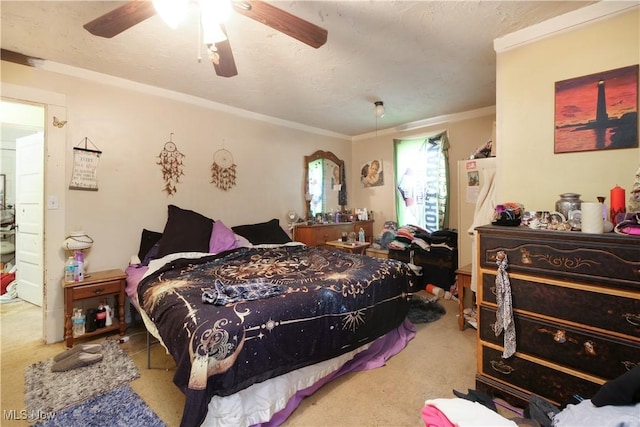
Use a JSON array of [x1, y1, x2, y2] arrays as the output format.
[[16, 131, 44, 307]]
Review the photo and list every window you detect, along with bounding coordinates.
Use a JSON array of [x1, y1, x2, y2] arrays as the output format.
[[394, 132, 450, 232]]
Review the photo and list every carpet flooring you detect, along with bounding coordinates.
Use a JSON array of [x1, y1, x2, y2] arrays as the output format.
[[24, 339, 140, 414], [33, 384, 166, 427]]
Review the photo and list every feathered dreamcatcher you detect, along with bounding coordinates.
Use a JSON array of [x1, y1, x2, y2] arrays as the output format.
[[156, 133, 185, 195], [211, 148, 237, 191]]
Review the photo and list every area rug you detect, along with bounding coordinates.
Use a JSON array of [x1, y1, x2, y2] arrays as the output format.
[[25, 339, 140, 414], [33, 384, 166, 427], [407, 295, 446, 324]]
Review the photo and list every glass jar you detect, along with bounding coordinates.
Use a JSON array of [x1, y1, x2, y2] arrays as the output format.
[[555, 193, 582, 220]]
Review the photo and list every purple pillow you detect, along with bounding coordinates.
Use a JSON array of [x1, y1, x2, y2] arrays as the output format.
[[209, 220, 238, 253]]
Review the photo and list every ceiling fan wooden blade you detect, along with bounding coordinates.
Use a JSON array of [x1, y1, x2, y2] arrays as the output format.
[[210, 27, 238, 78], [233, 0, 327, 48], [84, 0, 157, 38]]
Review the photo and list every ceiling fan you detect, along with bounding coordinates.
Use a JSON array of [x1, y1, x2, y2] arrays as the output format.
[[83, 0, 328, 78]]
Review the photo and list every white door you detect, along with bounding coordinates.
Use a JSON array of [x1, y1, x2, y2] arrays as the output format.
[[16, 131, 44, 306]]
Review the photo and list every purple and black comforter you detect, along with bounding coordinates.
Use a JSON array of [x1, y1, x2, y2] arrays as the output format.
[[138, 245, 412, 426]]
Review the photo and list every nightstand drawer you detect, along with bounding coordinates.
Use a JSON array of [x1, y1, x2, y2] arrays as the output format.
[[480, 273, 640, 339], [479, 306, 640, 380], [72, 280, 122, 299], [479, 345, 601, 405]]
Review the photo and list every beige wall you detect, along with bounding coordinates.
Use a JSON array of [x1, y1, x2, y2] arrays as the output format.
[[1, 61, 348, 342], [497, 7, 640, 211], [2, 62, 348, 267]]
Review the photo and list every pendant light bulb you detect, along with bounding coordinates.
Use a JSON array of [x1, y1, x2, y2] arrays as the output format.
[[201, 0, 232, 45], [153, 0, 189, 28], [374, 101, 385, 118]]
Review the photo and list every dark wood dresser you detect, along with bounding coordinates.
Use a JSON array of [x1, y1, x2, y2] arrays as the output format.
[[475, 225, 639, 407], [293, 220, 374, 248]]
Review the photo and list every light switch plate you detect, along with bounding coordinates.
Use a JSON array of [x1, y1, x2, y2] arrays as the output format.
[[47, 195, 59, 209]]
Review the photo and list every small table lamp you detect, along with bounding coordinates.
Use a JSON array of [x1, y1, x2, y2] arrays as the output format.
[[62, 231, 94, 275], [62, 231, 94, 252]]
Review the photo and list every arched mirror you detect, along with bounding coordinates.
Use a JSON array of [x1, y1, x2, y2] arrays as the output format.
[[304, 150, 346, 220]]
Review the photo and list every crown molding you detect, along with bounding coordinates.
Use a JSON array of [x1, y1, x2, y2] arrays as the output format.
[[34, 60, 351, 141], [494, 1, 639, 53], [352, 105, 496, 141]]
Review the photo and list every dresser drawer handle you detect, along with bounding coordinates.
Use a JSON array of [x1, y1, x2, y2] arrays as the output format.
[[623, 313, 640, 326], [93, 287, 105, 295], [583, 340, 596, 356], [537, 327, 576, 344], [490, 286, 496, 296], [538, 328, 596, 354], [490, 359, 515, 375]]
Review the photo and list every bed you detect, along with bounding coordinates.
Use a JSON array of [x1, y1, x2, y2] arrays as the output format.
[[125, 206, 416, 427]]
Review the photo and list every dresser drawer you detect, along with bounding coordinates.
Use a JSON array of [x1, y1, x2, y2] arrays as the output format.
[[477, 226, 640, 291], [479, 306, 640, 380], [481, 273, 640, 340], [71, 280, 122, 299], [479, 345, 602, 404]]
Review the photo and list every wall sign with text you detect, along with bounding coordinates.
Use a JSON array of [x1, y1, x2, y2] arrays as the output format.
[[69, 147, 101, 191]]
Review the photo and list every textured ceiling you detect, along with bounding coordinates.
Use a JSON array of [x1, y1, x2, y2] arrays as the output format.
[[1, 1, 597, 137]]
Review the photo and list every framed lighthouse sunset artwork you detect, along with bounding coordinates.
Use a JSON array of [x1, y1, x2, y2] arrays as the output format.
[[554, 65, 638, 154]]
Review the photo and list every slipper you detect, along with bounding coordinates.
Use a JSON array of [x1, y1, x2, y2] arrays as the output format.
[[53, 343, 103, 362], [51, 352, 103, 372]]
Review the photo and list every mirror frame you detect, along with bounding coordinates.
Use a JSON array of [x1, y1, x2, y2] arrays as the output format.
[[304, 150, 346, 220]]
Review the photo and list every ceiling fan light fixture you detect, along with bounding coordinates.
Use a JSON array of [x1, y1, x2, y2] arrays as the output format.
[[153, 0, 189, 28], [374, 101, 385, 118], [203, 23, 227, 45], [200, 0, 232, 45], [200, 0, 232, 26]]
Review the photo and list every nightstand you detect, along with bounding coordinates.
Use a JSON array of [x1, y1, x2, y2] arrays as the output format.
[[455, 264, 474, 330], [325, 240, 370, 255], [365, 248, 389, 259], [62, 269, 127, 348]]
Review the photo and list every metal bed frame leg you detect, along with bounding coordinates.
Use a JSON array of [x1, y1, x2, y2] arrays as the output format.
[[146, 329, 151, 369]]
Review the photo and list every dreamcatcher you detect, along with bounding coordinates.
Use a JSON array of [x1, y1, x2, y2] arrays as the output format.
[[211, 148, 237, 191], [156, 133, 185, 195]]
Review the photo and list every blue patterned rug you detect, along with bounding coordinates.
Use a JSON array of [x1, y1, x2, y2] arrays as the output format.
[[34, 384, 166, 427]]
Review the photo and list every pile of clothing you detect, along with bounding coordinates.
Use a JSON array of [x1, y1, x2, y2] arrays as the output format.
[[371, 221, 399, 250], [387, 225, 457, 252]]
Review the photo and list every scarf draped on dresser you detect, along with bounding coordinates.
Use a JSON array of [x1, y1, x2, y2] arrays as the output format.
[[493, 251, 516, 358]]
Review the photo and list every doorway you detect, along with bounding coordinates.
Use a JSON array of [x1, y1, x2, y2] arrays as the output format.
[[0, 99, 45, 339]]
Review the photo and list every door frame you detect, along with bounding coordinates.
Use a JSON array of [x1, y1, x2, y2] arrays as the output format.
[[2, 83, 67, 344]]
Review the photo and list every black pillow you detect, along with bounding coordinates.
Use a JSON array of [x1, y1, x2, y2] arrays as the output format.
[[231, 219, 292, 245], [137, 229, 163, 261], [157, 205, 214, 257]]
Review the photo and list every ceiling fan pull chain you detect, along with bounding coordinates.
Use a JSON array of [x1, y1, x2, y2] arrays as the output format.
[[197, 12, 202, 63]]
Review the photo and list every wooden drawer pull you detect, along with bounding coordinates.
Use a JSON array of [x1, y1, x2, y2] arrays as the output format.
[[538, 327, 574, 344], [583, 340, 596, 356], [538, 328, 597, 355], [623, 313, 640, 326], [93, 287, 105, 295], [490, 359, 515, 375]]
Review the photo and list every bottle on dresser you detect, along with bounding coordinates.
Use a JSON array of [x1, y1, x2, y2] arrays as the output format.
[[73, 251, 84, 282]]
